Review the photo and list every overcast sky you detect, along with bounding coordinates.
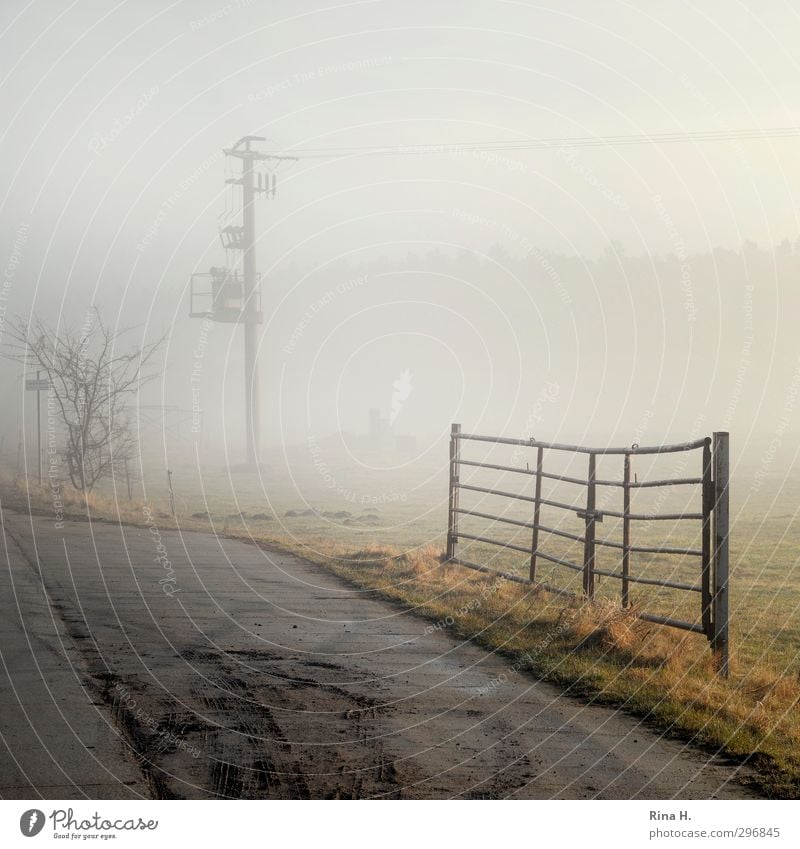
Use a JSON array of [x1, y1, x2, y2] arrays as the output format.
[[3, 1, 800, 278], [2, 1, 800, 467]]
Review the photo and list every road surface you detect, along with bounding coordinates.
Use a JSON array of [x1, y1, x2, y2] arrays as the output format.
[[0, 509, 758, 799]]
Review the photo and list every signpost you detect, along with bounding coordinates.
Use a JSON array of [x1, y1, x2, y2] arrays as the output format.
[[25, 371, 49, 485]]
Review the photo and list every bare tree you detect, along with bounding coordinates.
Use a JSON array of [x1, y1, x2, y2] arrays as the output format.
[[3, 310, 164, 493]]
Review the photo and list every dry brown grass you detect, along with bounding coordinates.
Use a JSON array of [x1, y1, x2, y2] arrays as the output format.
[[561, 597, 648, 652], [0, 471, 146, 522]]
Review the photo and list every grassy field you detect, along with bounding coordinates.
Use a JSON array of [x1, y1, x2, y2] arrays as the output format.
[[3, 440, 800, 797], [114, 439, 800, 675]]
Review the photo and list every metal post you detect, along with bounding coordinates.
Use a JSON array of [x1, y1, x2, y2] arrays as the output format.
[[712, 431, 730, 676], [125, 458, 132, 501], [242, 156, 260, 469], [167, 469, 176, 518], [529, 445, 543, 581], [36, 370, 42, 486], [446, 423, 461, 561], [622, 454, 631, 608], [582, 453, 597, 599], [701, 438, 713, 637]]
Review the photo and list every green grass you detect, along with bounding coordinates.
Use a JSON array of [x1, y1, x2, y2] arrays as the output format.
[[120, 450, 800, 676]]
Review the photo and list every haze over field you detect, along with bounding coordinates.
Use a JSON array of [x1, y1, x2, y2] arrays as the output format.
[[2, 0, 800, 478], [5, 3, 800, 808]]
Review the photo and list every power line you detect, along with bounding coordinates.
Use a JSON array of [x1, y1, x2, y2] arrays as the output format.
[[285, 126, 800, 159]]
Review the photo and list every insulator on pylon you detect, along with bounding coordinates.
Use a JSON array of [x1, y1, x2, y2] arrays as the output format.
[[271, 173, 277, 197]]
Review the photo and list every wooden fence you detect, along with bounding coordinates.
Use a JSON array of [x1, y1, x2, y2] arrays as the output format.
[[446, 424, 730, 674]]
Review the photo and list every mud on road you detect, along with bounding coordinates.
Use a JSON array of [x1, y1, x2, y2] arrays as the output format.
[[98, 647, 405, 800], [1, 511, 759, 799]]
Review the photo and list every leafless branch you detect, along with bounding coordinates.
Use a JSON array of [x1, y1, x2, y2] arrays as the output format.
[[2, 311, 166, 492]]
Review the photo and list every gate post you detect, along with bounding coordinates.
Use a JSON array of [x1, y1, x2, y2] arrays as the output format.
[[712, 431, 730, 677], [529, 445, 544, 582], [701, 438, 713, 638], [622, 453, 631, 608], [582, 453, 597, 599], [446, 423, 461, 561]]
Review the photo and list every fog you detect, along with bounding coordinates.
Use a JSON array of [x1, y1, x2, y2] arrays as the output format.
[[2, 0, 800, 481]]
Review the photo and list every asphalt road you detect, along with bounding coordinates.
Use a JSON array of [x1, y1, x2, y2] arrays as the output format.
[[0, 509, 758, 799]]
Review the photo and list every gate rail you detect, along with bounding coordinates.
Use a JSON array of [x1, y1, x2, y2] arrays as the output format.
[[446, 424, 730, 674]]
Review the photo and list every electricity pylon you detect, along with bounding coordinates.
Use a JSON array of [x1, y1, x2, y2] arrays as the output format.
[[190, 136, 295, 468]]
